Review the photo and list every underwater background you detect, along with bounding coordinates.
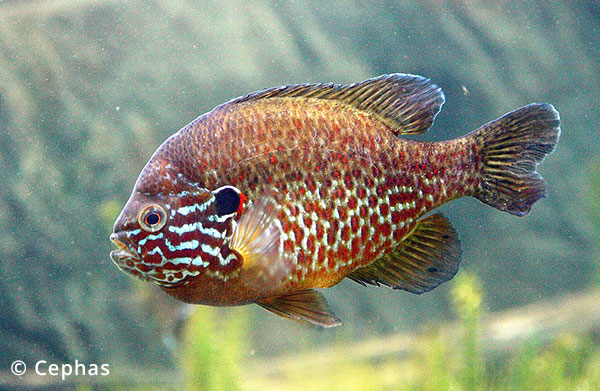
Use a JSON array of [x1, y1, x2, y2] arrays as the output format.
[[0, 0, 598, 390]]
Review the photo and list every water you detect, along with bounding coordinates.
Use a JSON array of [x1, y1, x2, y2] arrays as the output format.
[[0, 1, 598, 389]]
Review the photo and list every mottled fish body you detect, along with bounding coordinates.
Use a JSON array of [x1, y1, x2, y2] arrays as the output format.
[[111, 74, 560, 327]]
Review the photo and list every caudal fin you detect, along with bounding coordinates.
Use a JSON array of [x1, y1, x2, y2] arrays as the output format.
[[473, 103, 560, 216]]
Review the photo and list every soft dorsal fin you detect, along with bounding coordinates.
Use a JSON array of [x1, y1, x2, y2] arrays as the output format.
[[221, 73, 445, 135], [256, 289, 342, 328], [348, 213, 462, 294]]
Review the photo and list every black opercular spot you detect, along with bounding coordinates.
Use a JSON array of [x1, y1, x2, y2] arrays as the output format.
[[215, 187, 240, 216], [427, 267, 439, 273]]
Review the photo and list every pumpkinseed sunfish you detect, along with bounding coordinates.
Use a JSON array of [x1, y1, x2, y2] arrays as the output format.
[[110, 74, 560, 327]]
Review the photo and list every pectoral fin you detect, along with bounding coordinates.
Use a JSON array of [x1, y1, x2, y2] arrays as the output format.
[[230, 191, 293, 293], [256, 290, 342, 328], [348, 213, 462, 294]]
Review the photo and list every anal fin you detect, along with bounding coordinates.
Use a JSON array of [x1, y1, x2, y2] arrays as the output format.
[[256, 289, 342, 328], [348, 213, 462, 294]]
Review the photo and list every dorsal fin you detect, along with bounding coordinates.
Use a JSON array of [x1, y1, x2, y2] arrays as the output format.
[[221, 73, 445, 135], [348, 213, 462, 294]]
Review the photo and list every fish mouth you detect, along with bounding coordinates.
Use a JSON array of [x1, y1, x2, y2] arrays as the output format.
[[110, 233, 157, 284], [109, 232, 139, 270]]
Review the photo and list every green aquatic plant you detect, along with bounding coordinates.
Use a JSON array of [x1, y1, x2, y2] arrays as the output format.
[[498, 333, 598, 391], [418, 330, 454, 391], [411, 274, 600, 391], [451, 272, 485, 391], [181, 306, 249, 391]]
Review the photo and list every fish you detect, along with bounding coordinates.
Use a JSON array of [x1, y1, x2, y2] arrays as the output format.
[[110, 73, 560, 328]]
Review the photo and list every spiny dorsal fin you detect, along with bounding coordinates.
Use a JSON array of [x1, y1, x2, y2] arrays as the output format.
[[256, 289, 342, 328], [348, 213, 462, 294], [221, 73, 445, 135]]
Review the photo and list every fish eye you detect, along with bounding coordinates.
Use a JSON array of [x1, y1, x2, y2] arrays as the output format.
[[213, 186, 241, 216], [145, 212, 160, 226], [139, 205, 167, 232]]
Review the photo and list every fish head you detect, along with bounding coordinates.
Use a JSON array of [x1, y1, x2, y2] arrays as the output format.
[[110, 179, 245, 287]]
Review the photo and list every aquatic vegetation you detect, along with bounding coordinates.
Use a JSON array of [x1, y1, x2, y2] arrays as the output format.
[[181, 307, 248, 391], [241, 274, 600, 390], [451, 273, 484, 391]]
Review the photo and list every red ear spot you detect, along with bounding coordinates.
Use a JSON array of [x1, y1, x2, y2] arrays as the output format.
[[238, 192, 247, 214]]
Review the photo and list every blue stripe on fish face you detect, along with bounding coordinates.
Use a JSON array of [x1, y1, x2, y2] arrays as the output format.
[[176, 201, 212, 216], [114, 185, 242, 287], [175, 239, 200, 250], [138, 236, 200, 255], [201, 243, 220, 257], [168, 223, 196, 235], [137, 232, 163, 247], [170, 255, 208, 267], [168, 221, 224, 239]]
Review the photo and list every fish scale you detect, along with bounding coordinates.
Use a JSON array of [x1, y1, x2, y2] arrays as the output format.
[[187, 109, 359, 283], [111, 73, 560, 327], [183, 101, 456, 281], [216, 101, 474, 288]]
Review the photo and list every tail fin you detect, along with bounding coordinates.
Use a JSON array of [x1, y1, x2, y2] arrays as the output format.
[[473, 103, 560, 216]]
